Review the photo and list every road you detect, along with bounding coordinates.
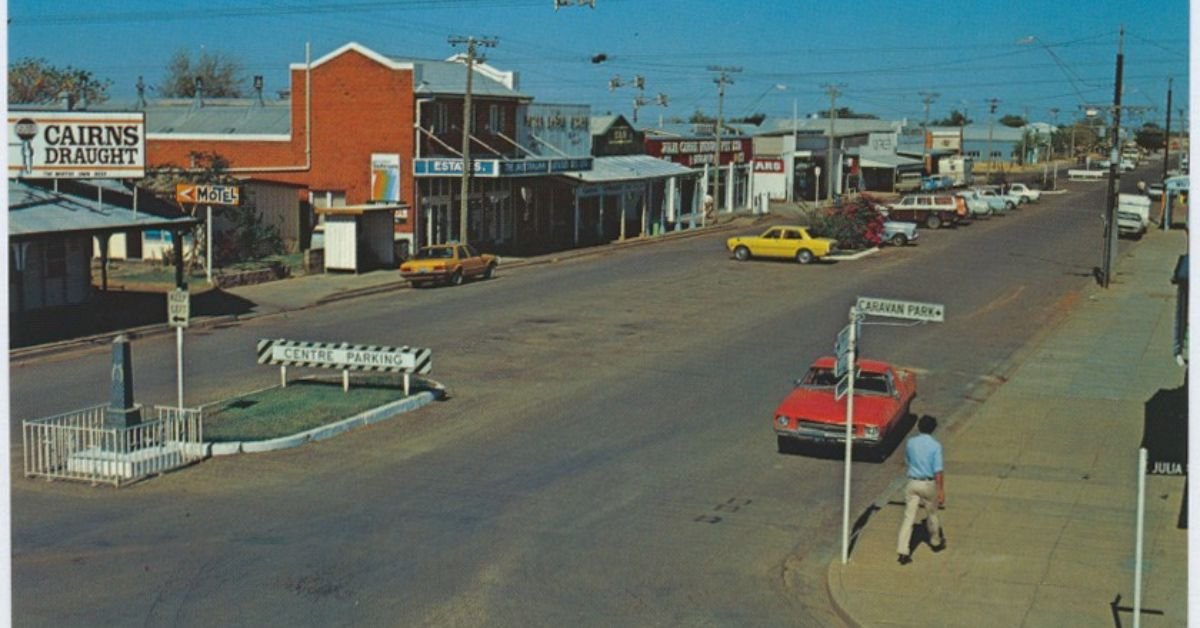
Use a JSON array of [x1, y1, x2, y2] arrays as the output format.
[[10, 168, 1150, 626]]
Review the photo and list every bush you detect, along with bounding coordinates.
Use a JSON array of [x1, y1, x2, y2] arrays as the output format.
[[812, 196, 886, 249]]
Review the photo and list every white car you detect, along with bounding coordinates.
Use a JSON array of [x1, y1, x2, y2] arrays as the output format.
[[1006, 183, 1040, 203]]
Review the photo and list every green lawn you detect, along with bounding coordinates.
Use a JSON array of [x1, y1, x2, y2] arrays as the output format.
[[203, 377, 411, 442]]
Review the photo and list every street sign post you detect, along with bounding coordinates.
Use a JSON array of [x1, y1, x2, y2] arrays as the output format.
[[834, 372, 850, 400], [167, 289, 189, 328], [855, 296, 945, 322], [167, 288, 189, 411]]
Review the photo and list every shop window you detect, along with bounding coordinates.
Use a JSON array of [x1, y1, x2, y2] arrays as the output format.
[[434, 103, 449, 133], [488, 105, 505, 133]]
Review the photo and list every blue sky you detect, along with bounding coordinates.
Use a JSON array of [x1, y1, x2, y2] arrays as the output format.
[[5, 0, 1191, 128]]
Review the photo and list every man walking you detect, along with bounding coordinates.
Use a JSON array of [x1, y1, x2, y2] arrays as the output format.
[[897, 415, 945, 565]]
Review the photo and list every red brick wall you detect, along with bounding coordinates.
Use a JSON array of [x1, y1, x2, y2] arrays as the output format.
[[146, 47, 416, 224]]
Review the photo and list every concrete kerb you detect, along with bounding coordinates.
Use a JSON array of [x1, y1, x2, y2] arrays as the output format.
[[210, 391, 436, 456], [820, 224, 1151, 625]]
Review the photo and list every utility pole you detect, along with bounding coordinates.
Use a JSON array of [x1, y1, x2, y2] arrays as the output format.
[[919, 92, 938, 175], [449, 35, 498, 244], [823, 83, 846, 203], [1049, 107, 1060, 190], [1163, 77, 1173, 182], [1100, 27, 1124, 289], [1021, 106, 1031, 165], [708, 66, 741, 222], [985, 98, 1000, 184]]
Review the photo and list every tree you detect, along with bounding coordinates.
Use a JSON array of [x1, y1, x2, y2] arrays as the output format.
[[161, 49, 246, 98], [730, 113, 767, 126], [812, 196, 886, 249], [688, 109, 715, 123], [933, 109, 971, 126], [138, 151, 283, 270], [999, 114, 1027, 128], [1135, 123, 1165, 152], [816, 107, 879, 120], [8, 58, 111, 108]]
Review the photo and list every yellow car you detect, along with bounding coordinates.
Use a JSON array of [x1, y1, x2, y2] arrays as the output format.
[[726, 226, 837, 264], [400, 243, 497, 287]]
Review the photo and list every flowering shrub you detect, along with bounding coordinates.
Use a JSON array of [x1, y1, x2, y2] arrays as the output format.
[[812, 195, 886, 250]]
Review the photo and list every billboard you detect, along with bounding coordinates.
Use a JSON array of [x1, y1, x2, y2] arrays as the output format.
[[370, 153, 401, 202], [8, 111, 146, 179]]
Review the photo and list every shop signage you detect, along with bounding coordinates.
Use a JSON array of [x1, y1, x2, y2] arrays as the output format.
[[8, 111, 146, 179], [753, 159, 785, 173], [414, 157, 593, 178], [175, 184, 240, 205], [371, 153, 402, 202]]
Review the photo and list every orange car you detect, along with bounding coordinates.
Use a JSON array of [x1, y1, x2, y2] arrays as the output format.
[[400, 244, 497, 287]]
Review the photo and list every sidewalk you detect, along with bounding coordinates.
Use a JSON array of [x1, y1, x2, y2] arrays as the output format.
[[827, 227, 1189, 626]]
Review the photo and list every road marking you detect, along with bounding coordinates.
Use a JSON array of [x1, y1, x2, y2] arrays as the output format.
[[966, 285, 1026, 320]]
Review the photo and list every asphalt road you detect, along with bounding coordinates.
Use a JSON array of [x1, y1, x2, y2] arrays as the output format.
[[9, 165, 1152, 626]]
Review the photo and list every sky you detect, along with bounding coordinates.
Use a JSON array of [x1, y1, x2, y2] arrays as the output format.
[[4, 0, 1193, 129]]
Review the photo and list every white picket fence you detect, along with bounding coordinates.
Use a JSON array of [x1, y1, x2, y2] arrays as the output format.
[[23, 404, 204, 487]]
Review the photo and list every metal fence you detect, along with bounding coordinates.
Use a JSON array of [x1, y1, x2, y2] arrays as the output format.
[[23, 404, 204, 487]]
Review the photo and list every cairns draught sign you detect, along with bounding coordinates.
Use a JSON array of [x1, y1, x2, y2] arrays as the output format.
[[8, 111, 146, 179]]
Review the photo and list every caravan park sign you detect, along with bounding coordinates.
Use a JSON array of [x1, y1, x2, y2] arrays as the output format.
[[8, 111, 146, 179]]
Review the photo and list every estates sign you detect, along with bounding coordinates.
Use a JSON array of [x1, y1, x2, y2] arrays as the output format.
[[856, 297, 945, 322], [8, 111, 146, 179]]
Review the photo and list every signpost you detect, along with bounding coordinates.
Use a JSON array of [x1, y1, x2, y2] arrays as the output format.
[[838, 296, 946, 565], [176, 184, 241, 285], [257, 338, 433, 395], [167, 289, 190, 410]]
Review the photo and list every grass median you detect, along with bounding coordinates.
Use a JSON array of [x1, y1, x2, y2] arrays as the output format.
[[203, 376, 411, 442]]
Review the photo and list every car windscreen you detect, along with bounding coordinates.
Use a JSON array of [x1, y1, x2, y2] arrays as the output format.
[[415, 247, 454, 260]]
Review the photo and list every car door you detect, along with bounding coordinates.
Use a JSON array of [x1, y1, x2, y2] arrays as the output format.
[[756, 227, 784, 258], [461, 244, 484, 277]]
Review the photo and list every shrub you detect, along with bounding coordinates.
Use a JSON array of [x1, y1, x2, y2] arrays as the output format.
[[812, 196, 886, 249]]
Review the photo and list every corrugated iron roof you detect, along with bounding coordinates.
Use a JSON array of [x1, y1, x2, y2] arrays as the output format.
[[403, 57, 529, 99], [9, 180, 196, 237], [560, 155, 697, 183]]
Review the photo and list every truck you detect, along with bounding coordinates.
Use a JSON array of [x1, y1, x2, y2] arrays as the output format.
[[937, 156, 974, 187], [1116, 193, 1151, 238]]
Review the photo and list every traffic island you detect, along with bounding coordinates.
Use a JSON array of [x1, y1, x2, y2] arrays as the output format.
[[203, 376, 440, 455]]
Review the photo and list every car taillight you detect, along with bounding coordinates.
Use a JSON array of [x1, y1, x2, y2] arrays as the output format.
[[433, 264, 446, 271]]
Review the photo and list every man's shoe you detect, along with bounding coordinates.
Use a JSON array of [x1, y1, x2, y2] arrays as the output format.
[[931, 536, 947, 553], [897, 554, 912, 565]]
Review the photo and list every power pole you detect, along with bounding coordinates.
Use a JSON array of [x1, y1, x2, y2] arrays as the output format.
[[1163, 77, 1173, 182], [1100, 27, 1124, 289], [1049, 107, 1060, 190], [1021, 106, 1031, 165], [823, 83, 846, 202], [920, 92, 939, 175], [708, 66, 741, 221], [985, 98, 1000, 184], [449, 35, 498, 244]]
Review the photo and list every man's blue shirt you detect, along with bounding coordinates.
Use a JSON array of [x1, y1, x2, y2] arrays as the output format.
[[906, 433, 943, 479]]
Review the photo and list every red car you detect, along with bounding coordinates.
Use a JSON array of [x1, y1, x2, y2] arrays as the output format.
[[773, 356, 917, 458]]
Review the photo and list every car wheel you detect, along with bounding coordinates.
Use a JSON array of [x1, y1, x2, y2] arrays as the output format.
[[1021, 196, 1031, 204], [733, 245, 750, 261], [925, 214, 942, 230], [890, 233, 907, 247], [1005, 201, 1016, 210], [483, 263, 496, 279], [795, 249, 814, 264], [449, 269, 464, 286]]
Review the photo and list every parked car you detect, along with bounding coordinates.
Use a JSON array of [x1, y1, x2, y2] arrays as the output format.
[[399, 243, 497, 287], [1006, 183, 1041, 203], [1117, 193, 1151, 238], [773, 356, 917, 458], [1120, 158, 1136, 172], [894, 172, 923, 193], [955, 190, 994, 218], [1147, 182, 1164, 201], [726, 225, 838, 264], [883, 221, 919, 246], [884, 194, 965, 230], [967, 188, 1010, 214], [975, 186, 1018, 210]]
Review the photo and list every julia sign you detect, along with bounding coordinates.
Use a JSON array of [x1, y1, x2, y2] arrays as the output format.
[[8, 111, 146, 179]]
